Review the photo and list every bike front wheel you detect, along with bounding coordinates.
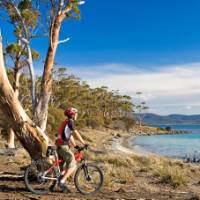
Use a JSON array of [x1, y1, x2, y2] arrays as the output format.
[[74, 163, 104, 195], [24, 159, 57, 195]]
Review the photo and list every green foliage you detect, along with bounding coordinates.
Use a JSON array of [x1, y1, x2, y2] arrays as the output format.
[[6, 69, 31, 110], [31, 49, 39, 60], [47, 67, 135, 131], [5, 0, 39, 32], [47, 106, 65, 138], [6, 43, 21, 55], [6, 69, 15, 86], [86, 116, 104, 129], [18, 0, 32, 11], [0, 1, 134, 134], [65, 0, 82, 20], [6, 43, 39, 61], [14, 27, 23, 37], [2, 67, 135, 133], [72, 5, 80, 14], [120, 116, 136, 131], [45, 67, 135, 132], [3, 0, 40, 78], [7, 5, 20, 23]]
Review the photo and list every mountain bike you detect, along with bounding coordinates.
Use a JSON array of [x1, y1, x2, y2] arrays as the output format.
[[24, 145, 104, 195]]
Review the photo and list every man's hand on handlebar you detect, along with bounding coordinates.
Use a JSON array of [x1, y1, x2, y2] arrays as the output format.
[[74, 144, 89, 151], [84, 144, 89, 150]]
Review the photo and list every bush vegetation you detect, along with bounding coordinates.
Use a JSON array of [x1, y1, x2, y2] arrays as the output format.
[[1, 68, 135, 136]]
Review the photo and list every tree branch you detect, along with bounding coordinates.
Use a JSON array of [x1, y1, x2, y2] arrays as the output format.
[[3, 1, 29, 39], [21, 37, 29, 45], [59, 0, 74, 21], [58, 0, 65, 15], [58, 37, 70, 45]]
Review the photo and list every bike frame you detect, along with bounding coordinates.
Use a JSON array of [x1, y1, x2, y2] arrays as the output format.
[[41, 151, 62, 180], [41, 149, 84, 181]]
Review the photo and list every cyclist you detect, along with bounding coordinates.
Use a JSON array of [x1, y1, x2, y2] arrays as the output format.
[[55, 107, 87, 192]]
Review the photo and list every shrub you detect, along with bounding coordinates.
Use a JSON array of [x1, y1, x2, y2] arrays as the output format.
[[154, 166, 186, 188], [47, 107, 65, 138], [122, 117, 135, 131]]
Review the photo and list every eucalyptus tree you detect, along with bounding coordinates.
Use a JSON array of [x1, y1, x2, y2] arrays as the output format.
[[6, 42, 26, 148], [1, 0, 42, 148], [45, 68, 135, 130], [1, 0, 84, 132], [0, 35, 49, 158], [135, 92, 149, 127], [0, 0, 38, 148], [0, 0, 85, 158], [5, 41, 25, 148], [0, 0, 40, 148], [34, 0, 85, 131]]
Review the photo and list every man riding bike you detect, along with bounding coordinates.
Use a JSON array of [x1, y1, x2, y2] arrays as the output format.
[[55, 107, 87, 192]]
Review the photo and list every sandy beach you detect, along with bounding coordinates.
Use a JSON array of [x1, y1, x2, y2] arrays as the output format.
[[107, 133, 157, 157]]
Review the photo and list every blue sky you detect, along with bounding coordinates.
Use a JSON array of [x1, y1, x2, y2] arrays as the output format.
[[2, 0, 200, 115]]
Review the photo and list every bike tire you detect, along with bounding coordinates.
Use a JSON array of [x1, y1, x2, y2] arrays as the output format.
[[24, 160, 57, 195], [74, 163, 104, 195]]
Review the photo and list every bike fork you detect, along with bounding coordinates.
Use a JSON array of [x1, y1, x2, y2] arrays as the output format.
[[83, 164, 91, 181]]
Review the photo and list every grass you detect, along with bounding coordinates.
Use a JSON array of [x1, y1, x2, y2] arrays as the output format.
[[103, 163, 116, 187], [89, 152, 193, 189], [140, 156, 187, 188], [89, 154, 136, 187], [153, 165, 186, 188], [90, 154, 135, 167], [111, 167, 135, 184]]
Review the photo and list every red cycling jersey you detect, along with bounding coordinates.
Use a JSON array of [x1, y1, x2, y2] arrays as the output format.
[[55, 119, 75, 145]]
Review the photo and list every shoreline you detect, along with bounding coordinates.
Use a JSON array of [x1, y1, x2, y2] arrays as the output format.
[[83, 125, 193, 160], [130, 125, 190, 136], [108, 130, 188, 161], [107, 133, 154, 157]]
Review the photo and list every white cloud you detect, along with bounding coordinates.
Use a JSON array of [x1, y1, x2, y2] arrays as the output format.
[[69, 62, 200, 115]]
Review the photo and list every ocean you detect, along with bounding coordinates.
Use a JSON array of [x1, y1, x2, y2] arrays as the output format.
[[130, 124, 200, 159]]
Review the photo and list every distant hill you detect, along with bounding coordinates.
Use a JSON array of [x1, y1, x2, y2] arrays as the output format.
[[134, 113, 200, 125]]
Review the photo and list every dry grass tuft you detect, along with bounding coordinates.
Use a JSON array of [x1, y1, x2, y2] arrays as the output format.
[[154, 166, 186, 188]]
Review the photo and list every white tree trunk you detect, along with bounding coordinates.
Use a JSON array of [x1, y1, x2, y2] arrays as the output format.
[[7, 128, 15, 148]]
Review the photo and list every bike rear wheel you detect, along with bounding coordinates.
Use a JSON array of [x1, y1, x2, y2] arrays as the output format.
[[24, 159, 57, 195], [74, 163, 103, 195]]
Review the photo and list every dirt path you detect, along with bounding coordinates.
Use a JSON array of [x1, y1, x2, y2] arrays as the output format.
[[0, 178, 196, 200]]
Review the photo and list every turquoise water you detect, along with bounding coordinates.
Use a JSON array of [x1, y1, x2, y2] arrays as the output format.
[[130, 125, 200, 159]]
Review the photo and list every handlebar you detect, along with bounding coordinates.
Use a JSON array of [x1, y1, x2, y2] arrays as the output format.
[[46, 144, 89, 157], [75, 145, 89, 152]]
